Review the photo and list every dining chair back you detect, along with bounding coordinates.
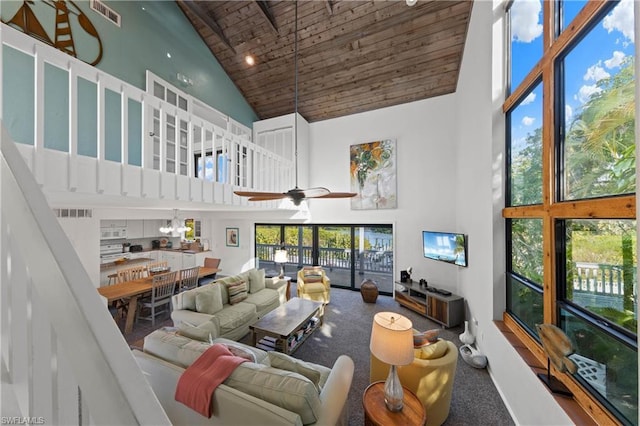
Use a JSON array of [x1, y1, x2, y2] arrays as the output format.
[[145, 260, 169, 277], [177, 266, 200, 292], [116, 265, 146, 283], [204, 257, 221, 269], [136, 271, 177, 326]]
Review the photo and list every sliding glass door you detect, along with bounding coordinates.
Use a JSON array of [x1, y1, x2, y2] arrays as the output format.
[[255, 223, 393, 295]]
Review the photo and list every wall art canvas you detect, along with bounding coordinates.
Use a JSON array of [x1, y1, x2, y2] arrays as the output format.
[[350, 139, 397, 210]]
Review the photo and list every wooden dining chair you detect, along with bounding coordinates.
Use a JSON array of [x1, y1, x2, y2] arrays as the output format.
[[204, 257, 221, 269], [145, 260, 169, 277], [136, 271, 177, 326], [113, 265, 146, 318], [177, 266, 200, 292]]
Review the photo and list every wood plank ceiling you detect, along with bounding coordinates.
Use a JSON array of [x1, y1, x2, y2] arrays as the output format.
[[177, 0, 473, 123]]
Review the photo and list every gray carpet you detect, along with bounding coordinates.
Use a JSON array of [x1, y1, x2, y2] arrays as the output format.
[[126, 288, 514, 425]]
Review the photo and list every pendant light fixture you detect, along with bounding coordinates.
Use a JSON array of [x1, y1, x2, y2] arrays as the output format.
[[159, 209, 191, 236]]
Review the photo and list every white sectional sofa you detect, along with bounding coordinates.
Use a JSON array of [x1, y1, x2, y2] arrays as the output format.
[[171, 268, 287, 341], [134, 328, 354, 426]]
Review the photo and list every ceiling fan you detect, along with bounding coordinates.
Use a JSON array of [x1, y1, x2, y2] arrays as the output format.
[[234, 1, 356, 207]]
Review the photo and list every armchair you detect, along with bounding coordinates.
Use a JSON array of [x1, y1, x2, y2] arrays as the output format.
[[370, 339, 458, 426], [297, 266, 331, 304]]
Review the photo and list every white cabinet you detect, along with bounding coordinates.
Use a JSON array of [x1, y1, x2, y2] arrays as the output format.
[[101, 220, 127, 227], [127, 220, 144, 239], [143, 220, 162, 237], [160, 251, 183, 271], [195, 251, 210, 267], [182, 252, 197, 269]]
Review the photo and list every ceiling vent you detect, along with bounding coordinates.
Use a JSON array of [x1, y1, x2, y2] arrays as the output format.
[[53, 208, 93, 219], [90, 0, 121, 27]]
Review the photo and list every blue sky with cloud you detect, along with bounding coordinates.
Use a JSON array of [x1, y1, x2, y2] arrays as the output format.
[[509, 0, 634, 154]]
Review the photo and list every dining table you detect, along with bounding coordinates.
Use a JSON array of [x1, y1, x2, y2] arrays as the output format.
[[98, 266, 220, 334]]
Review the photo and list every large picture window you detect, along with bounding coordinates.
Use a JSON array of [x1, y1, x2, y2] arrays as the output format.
[[504, 1, 636, 424]]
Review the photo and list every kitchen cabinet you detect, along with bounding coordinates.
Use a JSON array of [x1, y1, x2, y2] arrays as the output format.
[[101, 220, 127, 228], [127, 220, 144, 239], [160, 251, 183, 271], [143, 220, 162, 237], [182, 252, 196, 269], [195, 251, 210, 266]]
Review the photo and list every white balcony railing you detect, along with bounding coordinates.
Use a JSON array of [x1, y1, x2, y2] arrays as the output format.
[[1, 123, 170, 424], [0, 23, 293, 207]]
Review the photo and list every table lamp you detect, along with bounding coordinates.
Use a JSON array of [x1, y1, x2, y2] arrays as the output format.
[[274, 248, 289, 278], [369, 312, 414, 411]]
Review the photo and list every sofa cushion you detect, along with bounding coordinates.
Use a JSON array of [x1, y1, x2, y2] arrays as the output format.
[[225, 362, 322, 424], [215, 303, 257, 335], [268, 352, 329, 391], [248, 268, 266, 293], [225, 280, 249, 305], [244, 288, 280, 316], [195, 284, 224, 314], [143, 328, 210, 368], [417, 339, 449, 360]]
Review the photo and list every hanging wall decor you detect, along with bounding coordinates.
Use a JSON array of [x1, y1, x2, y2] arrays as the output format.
[[350, 139, 397, 210], [2, 0, 104, 66]]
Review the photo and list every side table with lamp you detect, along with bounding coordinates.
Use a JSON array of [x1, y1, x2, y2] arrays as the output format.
[[366, 312, 425, 425], [274, 247, 292, 300]]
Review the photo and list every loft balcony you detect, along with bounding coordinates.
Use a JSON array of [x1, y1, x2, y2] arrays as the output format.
[[0, 24, 294, 210]]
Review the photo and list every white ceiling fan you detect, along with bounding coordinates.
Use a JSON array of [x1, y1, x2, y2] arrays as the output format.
[[234, 1, 356, 207]]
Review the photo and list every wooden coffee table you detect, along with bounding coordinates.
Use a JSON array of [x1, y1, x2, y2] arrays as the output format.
[[250, 297, 324, 354]]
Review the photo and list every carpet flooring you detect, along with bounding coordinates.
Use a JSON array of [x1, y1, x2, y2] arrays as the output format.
[[123, 287, 514, 425]]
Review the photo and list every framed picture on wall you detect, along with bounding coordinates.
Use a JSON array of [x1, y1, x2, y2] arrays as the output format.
[[226, 228, 239, 247]]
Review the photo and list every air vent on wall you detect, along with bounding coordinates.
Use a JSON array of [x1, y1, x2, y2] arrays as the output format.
[[53, 208, 93, 219], [90, 0, 121, 27]]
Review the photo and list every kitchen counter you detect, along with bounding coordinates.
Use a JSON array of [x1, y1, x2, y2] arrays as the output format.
[[100, 257, 153, 270]]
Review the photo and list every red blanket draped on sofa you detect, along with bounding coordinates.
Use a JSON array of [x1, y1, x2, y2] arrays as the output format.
[[175, 344, 248, 417]]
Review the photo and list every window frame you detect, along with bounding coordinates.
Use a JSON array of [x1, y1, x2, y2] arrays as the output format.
[[503, 1, 637, 424]]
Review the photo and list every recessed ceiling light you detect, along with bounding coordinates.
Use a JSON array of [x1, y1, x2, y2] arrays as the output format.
[[245, 55, 255, 66], [166, 52, 172, 59]]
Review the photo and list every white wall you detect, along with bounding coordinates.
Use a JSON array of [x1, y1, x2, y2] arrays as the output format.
[[308, 95, 460, 289], [454, 2, 571, 424]]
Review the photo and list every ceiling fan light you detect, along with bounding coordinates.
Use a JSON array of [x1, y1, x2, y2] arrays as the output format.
[[406, 0, 418, 6]]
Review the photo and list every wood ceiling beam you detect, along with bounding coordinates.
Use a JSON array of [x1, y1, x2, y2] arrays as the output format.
[[254, 1, 279, 35], [181, 0, 235, 53]]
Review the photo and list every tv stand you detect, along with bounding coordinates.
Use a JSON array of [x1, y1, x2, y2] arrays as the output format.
[[394, 281, 463, 328]]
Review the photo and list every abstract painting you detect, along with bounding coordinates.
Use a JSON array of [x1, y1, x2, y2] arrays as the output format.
[[350, 139, 397, 210]]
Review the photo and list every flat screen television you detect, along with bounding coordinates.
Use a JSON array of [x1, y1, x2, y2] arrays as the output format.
[[422, 231, 468, 267]]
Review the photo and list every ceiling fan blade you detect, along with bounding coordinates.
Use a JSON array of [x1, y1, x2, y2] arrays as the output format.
[[234, 190, 285, 197], [300, 187, 330, 198], [315, 192, 358, 199], [248, 194, 288, 201]]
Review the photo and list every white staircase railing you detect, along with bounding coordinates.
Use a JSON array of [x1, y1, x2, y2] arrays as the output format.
[[1, 123, 170, 424], [1, 23, 294, 206]]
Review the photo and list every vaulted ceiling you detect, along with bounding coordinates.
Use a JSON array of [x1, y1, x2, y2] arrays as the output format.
[[177, 0, 473, 123]]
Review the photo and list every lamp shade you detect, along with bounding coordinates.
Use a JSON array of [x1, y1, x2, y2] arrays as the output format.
[[274, 249, 289, 264], [370, 312, 414, 366]]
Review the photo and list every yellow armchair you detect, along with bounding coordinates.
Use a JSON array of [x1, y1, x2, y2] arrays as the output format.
[[370, 340, 458, 426], [297, 266, 331, 304]]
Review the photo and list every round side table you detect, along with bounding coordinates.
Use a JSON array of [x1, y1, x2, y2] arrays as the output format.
[[362, 381, 426, 426]]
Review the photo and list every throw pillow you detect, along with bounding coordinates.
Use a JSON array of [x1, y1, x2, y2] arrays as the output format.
[[248, 268, 266, 293], [225, 280, 248, 305], [268, 351, 323, 391], [195, 285, 223, 314], [176, 322, 212, 342], [225, 343, 257, 362], [419, 339, 449, 360], [413, 328, 440, 347], [303, 267, 324, 283]]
